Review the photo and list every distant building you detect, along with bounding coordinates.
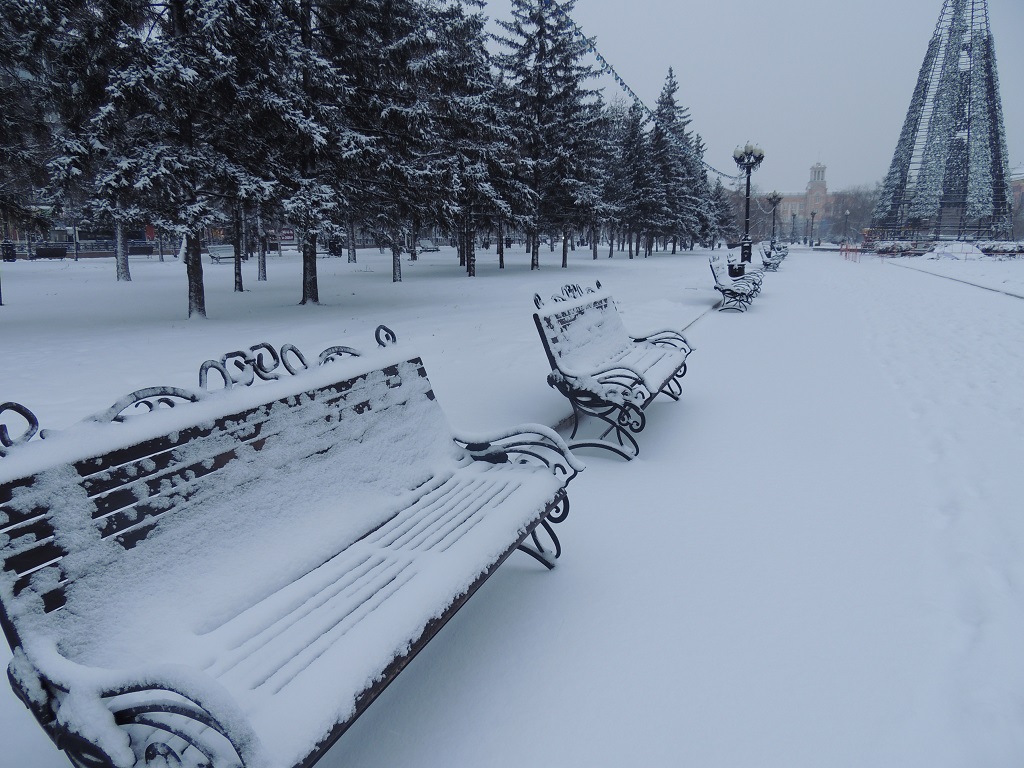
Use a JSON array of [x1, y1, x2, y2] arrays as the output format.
[[777, 163, 834, 242]]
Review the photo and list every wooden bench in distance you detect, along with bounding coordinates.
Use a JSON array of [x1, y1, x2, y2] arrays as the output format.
[[533, 282, 693, 460], [708, 255, 758, 312], [0, 327, 581, 768], [207, 244, 235, 263]]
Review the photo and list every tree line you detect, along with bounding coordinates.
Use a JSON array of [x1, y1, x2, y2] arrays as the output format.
[[1, 0, 731, 317]]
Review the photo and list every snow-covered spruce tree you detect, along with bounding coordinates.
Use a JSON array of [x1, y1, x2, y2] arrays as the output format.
[[577, 92, 614, 260], [599, 97, 631, 256], [557, 89, 606, 267], [687, 133, 716, 247], [319, 0, 446, 283], [650, 68, 701, 253], [708, 175, 733, 247], [488, 70, 538, 268], [494, 0, 603, 270], [618, 100, 664, 258], [41, 0, 166, 283], [0, 1, 56, 233], [45, 0, 322, 313], [420, 0, 516, 277]]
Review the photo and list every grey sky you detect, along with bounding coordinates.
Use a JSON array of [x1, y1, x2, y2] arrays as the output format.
[[488, 0, 1023, 195]]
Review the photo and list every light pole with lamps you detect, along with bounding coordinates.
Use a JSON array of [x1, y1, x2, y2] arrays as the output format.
[[810, 210, 817, 248], [766, 191, 783, 246], [844, 209, 850, 242], [791, 212, 797, 243], [732, 142, 765, 263]]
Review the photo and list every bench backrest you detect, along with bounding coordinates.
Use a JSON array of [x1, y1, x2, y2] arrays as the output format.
[[708, 257, 728, 287], [0, 349, 458, 651], [533, 284, 632, 373]]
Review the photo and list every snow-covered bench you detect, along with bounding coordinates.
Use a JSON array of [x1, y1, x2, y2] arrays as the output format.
[[0, 329, 581, 768], [207, 244, 234, 263], [709, 255, 758, 312], [532, 282, 693, 460], [760, 245, 783, 272]]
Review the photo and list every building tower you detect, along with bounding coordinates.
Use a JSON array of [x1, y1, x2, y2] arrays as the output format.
[[872, 0, 1013, 240], [806, 163, 828, 217]]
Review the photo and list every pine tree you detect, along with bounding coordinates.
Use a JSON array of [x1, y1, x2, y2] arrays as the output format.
[[0, 1, 55, 233], [422, 0, 516, 277], [618, 101, 663, 258], [649, 69, 690, 251], [495, 0, 602, 270]]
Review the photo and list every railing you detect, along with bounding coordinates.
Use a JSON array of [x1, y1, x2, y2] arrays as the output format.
[[840, 243, 862, 262]]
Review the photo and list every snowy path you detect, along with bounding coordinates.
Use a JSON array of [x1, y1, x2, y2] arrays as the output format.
[[3, 250, 1024, 766], [328, 255, 1024, 768]]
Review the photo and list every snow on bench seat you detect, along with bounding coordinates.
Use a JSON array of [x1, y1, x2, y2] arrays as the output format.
[[0, 338, 581, 768], [533, 282, 693, 460]]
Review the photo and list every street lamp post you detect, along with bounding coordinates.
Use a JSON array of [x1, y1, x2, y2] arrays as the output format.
[[844, 209, 850, 242], [810, 210, 817, 248], [732, 142, 765, 263], [766, 191, 783, 246], [791, 212, 797, 243]]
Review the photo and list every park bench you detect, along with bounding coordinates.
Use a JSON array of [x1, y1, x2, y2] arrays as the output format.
[[0, 328, 582, 768], [760, 245, 783, 272], [532, 282, 693, 460], [33, 245, 68, 260], [207, 244, 235, 263], [709, 255, 759, 312]]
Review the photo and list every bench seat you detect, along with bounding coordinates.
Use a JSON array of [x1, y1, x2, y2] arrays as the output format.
[[2, 341, 580, 768]]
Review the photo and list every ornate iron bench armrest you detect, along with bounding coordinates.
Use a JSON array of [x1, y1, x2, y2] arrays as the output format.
[[550, 365, 651, 405], [10, 646, 261, 768], [453, 424, 584, 483], [716, 283, 754, 298], [630, 329, 693, 352]]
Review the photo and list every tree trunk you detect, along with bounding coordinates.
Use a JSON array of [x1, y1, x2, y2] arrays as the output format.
[[392, 244, 402, 282], [608, 227, 614, 258], [114, 218, 131, 282], [301, 230, 319, 303], [530, 229, 539, 270], [185, 234, 206, 318], [591, 224, 598, 260], [561, 229, 568, 268], [497, 220, 505, 269], [347, 218, 357, 263], [628, 229, 634, 259], [466, 217, 476, 277], [410, 217, 419, 262], [233, 204, 243, 293], [257, 212, 267, 281]]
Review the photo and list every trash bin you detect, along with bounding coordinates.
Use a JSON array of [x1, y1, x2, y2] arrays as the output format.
[[728, 262, 746, 278], [1, 240, 15, 262]]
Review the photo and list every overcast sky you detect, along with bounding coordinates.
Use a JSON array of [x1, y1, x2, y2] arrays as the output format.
[[487, 0, 1023, 195]]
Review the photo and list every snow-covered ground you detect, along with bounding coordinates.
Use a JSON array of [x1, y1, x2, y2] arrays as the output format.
[[3, 245, 1024, 766]]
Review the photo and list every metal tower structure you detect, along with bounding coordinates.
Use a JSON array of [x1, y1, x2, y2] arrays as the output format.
[[872, 0, 1013, 241]]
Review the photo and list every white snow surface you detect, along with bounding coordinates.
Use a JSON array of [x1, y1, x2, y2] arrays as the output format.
[[3, 245, 1024, 766], [926, 241, 987, 259]]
